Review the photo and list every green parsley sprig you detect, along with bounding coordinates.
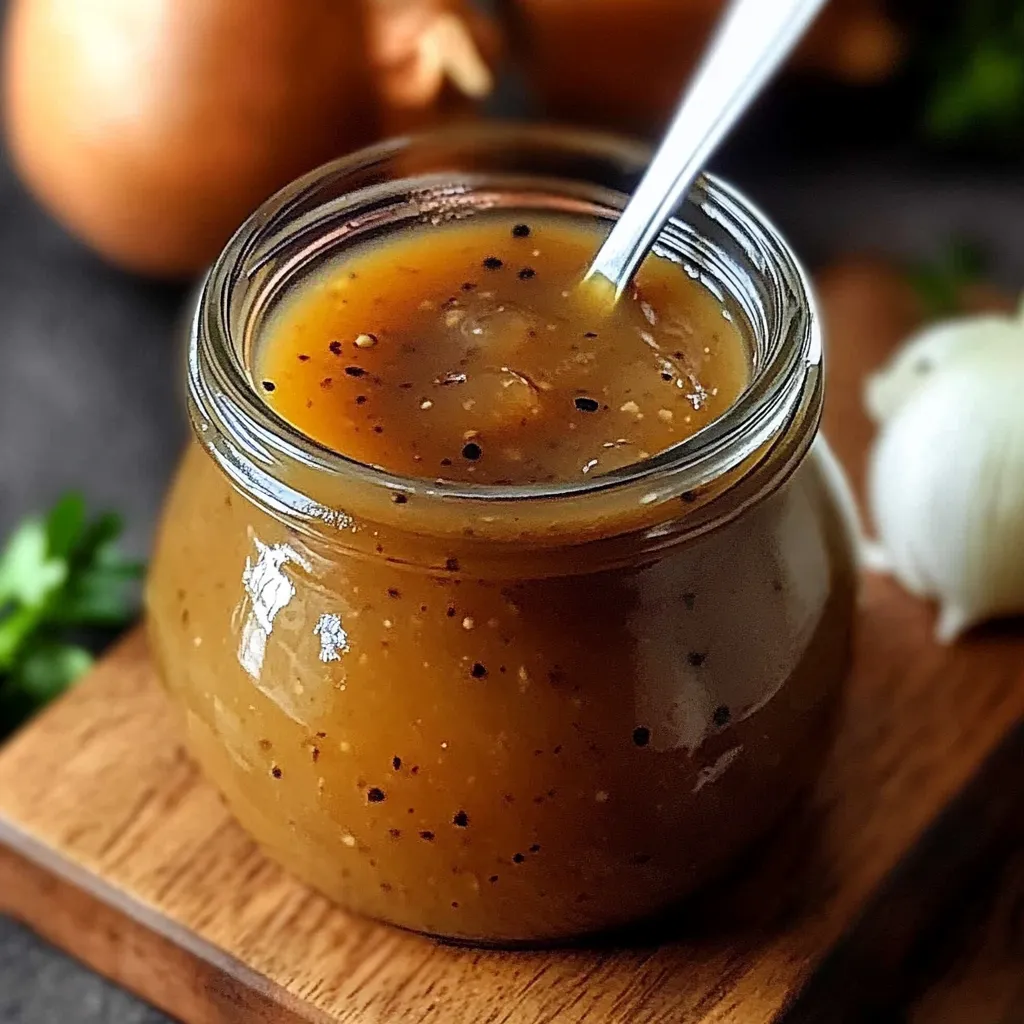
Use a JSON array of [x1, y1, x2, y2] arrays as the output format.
[[924, 1, 1024, 145], [0, 494, 142, 737]]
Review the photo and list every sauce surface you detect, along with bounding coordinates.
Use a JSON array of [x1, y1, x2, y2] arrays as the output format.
[[257, 214, 749, 484]]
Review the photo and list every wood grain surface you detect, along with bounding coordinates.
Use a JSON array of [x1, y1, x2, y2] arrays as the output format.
[[0, 261, 1023, 1023], [909, 850, 1024, 1024]]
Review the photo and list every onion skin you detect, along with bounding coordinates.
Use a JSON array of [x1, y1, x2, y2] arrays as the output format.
[[369, 0, 502, 136], [3, 0, 378, 277]]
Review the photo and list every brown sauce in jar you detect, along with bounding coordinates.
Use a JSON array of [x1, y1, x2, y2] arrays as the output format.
[[149, 209, 852, 945], [257, 213, 749, 483]]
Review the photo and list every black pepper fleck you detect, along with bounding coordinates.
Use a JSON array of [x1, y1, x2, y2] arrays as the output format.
[[584, 331, 598, 338], [574, 397, 599, 413], [512, 852, 525, 864], [367, 787, 386, 803], [453, 810, 469, 827], [445, 557, 460, 572], [320, 377, 333, 389], [461, 281, 477, 291], [345, 366, 367, 377], [356, 395, 367, 404], [311, 746, 320, 763], [329, 340, 342, 355], [681, 490, 698, 503], [389, 828, 402, 838], [483, 256, 503, 270], [518, 267, 536, 280], [419, 830, 435, 841], [632, 726, 651, 747], [529, 843, 541, 853], [298, 354, 310, 361], [462, 441, 482, 461], [261, 380, 276, 392], [713, 705, 731, 727], [392, 756, 402, 770], [512, 223, 531, 238], [392, 493, 408, 504], [471, 662, 488, 679], [489, 874, 499, 883], [688, 651, 707, 667], [271, 765, 282, 778]]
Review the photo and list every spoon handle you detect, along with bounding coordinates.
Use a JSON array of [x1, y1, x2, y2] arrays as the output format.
[[586, 0, 829, 298]]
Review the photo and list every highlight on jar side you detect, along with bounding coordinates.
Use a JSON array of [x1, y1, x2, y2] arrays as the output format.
[[146, 127, 857, 945]]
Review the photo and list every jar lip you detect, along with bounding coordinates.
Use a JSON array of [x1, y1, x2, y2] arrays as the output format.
[[193, 124, 820, 519]]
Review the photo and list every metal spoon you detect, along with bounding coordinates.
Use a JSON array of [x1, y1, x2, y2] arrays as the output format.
[[584, 0, 829, 301]]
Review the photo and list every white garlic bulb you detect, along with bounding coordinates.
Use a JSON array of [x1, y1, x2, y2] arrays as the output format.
[[865, 299, 1024, 642]]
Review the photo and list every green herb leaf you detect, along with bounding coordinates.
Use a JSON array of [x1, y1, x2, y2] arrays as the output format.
[[927, 44, 1024, 140], [52, 563, 143, 626], [908, 238, 989, 319], [16, 643, 94, 704], [45, 492, 87, 560], [0, 518, 68, 609], [0, 494, 141, 736], [923, 2, 1024, 145], [0, 605, 43, 672]]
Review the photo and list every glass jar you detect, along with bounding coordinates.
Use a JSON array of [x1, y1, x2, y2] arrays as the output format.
[[147, 126, 857, 946]]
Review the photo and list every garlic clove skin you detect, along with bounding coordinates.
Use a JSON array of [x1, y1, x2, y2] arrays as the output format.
[[865, 305, 1024, 425], [867, 325, 1024, 642]]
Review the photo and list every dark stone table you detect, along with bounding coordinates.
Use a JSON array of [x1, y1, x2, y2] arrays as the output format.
[[3, 105, 1024, 1022]]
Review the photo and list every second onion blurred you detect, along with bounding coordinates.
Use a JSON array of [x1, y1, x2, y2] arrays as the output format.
[[501, 0, 904, 137]]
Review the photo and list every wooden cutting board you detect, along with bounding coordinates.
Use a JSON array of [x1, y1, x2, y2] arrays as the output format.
[[2, 261, 1024, 1024]]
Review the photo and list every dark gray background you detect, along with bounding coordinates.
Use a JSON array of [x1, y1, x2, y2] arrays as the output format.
[[4, 27, 1024, 1023]]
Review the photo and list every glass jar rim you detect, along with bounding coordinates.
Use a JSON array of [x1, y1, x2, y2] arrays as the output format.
[[191, 123, 821, 541]]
